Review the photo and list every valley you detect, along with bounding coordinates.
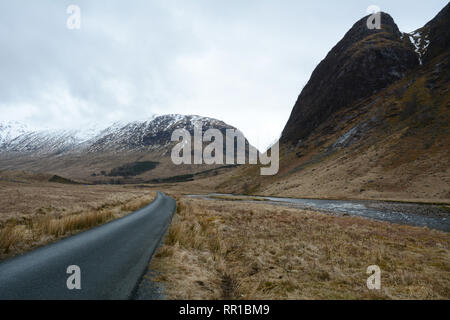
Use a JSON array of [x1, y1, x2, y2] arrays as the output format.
[[145, 195, 449, 300], [0, 2, 449, 301], [0, 171, 156, 261]]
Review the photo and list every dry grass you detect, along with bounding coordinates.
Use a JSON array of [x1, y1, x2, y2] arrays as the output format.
[[256, 143, 450, 204], [149, 197, 450, 300], [0, 180, 155, 261]]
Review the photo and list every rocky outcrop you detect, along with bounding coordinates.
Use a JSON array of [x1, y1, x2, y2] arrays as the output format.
[[281, 12, 419, 144], [420, 3, 450, 65]]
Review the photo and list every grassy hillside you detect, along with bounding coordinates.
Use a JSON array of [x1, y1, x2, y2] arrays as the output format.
[[214, 50, 449, 203]]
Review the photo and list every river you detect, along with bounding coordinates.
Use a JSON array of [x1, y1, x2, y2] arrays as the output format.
[[189, 193, 450, 232]]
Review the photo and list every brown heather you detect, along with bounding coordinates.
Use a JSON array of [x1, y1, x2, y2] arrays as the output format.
[[148, 196, 450, 300], [0, 180, 155, 261]]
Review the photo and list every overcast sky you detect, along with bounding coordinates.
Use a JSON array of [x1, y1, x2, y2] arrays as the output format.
[[0, 1, 447, 150]]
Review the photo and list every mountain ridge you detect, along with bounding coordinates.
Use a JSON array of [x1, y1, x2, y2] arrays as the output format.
[[0, 114, 250, 183], [0, 114, 236, 155], [281, 11, 420, 144], [215, 4, 450, 202]]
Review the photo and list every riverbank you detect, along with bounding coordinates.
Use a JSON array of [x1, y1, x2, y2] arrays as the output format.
[[189, 194, 450, 232], [148, 196, 450, 299]]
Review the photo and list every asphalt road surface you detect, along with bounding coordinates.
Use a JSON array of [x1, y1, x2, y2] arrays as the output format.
[[0, 191, 176, 300]]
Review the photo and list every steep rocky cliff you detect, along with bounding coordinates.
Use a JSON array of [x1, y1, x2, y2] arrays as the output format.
[[282, 12, 419, 144], [218, 4, 450, 202]]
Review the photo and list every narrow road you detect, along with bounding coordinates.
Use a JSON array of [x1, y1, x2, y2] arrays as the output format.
[[0, 191, 176, 300]]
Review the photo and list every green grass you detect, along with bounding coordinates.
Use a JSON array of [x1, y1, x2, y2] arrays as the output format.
[[108, 161, 159, 177], [49, 175, 81, 185], [150, 174, 195, 184]]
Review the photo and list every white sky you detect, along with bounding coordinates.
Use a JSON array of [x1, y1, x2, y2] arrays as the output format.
[[0, 0, 447, 150]]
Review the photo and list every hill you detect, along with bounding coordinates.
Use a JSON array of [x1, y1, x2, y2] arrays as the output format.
[[215, 4, 450, 203]]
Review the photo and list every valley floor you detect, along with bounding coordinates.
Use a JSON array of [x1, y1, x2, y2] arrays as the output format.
[[0, 176, 155, 261], [1, 171, 448, 299], [148, 195, 450, 299]]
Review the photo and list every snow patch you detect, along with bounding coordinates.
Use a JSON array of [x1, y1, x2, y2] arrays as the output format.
[[333, 126, 358, 148], [0, 114, 232, 155], [407, 29, 431, 65]]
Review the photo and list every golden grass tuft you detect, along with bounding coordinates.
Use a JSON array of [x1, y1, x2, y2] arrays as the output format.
[[0, 224, 22, 254], [0, 183, 156, 261], [35, 210, 116, 237]]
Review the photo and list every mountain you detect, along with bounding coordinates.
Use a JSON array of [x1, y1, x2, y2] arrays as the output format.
[[82, 114, 233, 153], [281, 12, 419, 144], [0, 115, 233, 154], [1, 128, 84, 155], [0, 121, 29, 146], [0, 115, 248, 183], [217, 4, 450, 202], [415, 3, 450, 65]]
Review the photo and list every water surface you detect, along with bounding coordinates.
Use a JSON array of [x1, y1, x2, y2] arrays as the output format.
[[190, 194, 449, 232]]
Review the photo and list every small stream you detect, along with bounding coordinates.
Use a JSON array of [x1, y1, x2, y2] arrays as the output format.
[[189, 193, 450, 232]]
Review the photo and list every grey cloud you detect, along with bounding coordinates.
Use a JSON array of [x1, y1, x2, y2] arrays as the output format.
[[0, 0, 447, 149]]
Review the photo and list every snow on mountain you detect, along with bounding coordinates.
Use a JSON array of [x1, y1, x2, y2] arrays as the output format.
[[0, 115, 236, 156], [0, 121, 29, 145], [84, 114, 233, 153], [407, 29, 431, 65]]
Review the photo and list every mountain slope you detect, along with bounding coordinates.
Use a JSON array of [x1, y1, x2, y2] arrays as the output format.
[[82, 115, 232, 153], [216, 4, 450, 203], [0, 114, 249, 183], [281, 12, 419, 144], [0, 121, 29, 146]]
